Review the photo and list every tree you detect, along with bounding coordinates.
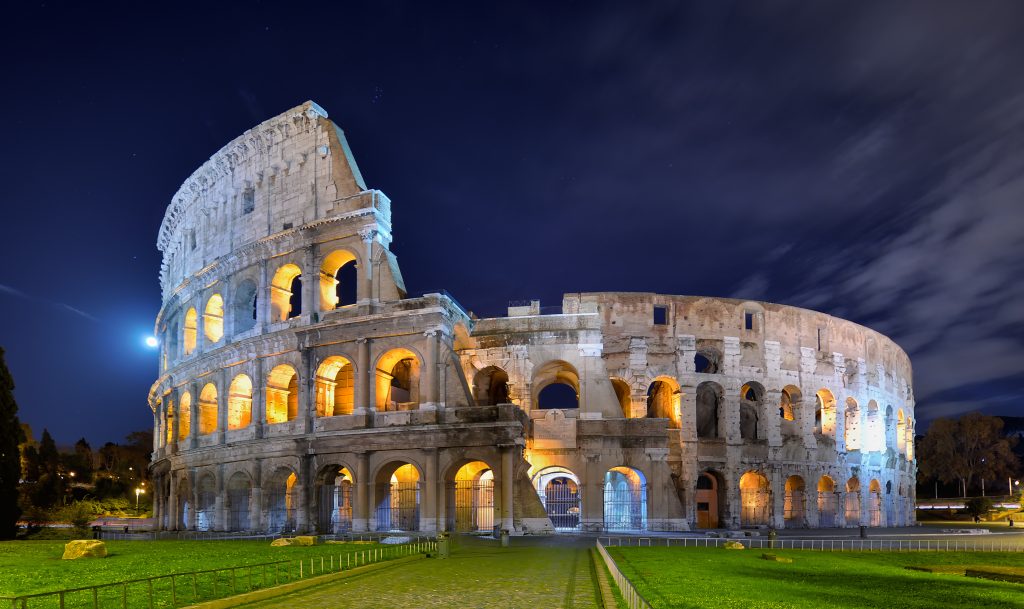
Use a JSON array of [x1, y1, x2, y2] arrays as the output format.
[[918, 413, 1019, 496], [964, 496, 993, 519], [0, 347, 26, 539], [37, 429, 59, 477]]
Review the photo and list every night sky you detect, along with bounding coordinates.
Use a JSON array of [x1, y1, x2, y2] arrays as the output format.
[[2, 2, 1022, 446]]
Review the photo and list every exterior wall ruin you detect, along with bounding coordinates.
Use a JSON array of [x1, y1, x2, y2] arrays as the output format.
[[150, 101, 916, 534]]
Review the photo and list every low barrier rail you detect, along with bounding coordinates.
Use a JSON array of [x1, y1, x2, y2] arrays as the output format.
[[598, 536, 1024, 552], [594, 540, 651, 609], [0, 540, 436, 609]]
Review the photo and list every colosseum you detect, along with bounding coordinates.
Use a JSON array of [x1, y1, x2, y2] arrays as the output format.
[[148, 101, 917, 535]]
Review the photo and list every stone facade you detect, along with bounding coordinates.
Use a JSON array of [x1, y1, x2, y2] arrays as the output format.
[[149, 101, 916, 535]]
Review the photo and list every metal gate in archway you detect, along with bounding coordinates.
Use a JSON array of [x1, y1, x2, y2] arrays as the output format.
[[320, 481, 353, 534], [227, 487, 251, 531], [817, 492, 839, 527], [740, 490, 770, 526], [449, 479, 495, 532], [845, 493, 861, 526], [603, 483, 647, 532], [376, 481, 420, 531], [784, 490, 806, 527], [868, 492, 882, 526], [266, 487, 296, 533], [543, 479, 581, 531]]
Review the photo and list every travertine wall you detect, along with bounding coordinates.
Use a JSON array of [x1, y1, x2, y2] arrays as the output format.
[[149, 102, 915, 535]]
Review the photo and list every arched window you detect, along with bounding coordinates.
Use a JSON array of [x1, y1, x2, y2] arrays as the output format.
[[226, 472, 252, 531], [198, 383, 218, 435], [646, 378, 679, 423], [784, 475, 806, 527], [449, 461, 495, 533], [896, 409, 907, 455], [817, 476, 838, 527], [375, 462, 421, 532], [376, 349, 421, 411], [320, 249, 359, 310], [232, 279, 258, 334], [739, 383, 764, 441], [816, 389, 836, 437], [696, 382, 723, 439], [845, 477, 861, 525], [610, 378, 632, 418], [203, 294, 224, 343], [739, 471, 770, 526], [316, 356, 355, 416], [266, 365, 299, 423], [603, 467, 647, 532], [227, 374, 252, 429], [178, 392, 192, 440], [532, 466, 581, 531], [270, 264, 303, 321], [473, 366, 510, 406], [844, 398, 860, 450], [317, 466, 355, 534], [183, 308, 198, 355], [533, 360, 580, 410]]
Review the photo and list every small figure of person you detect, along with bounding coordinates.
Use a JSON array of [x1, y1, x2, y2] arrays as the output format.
[[974, 515, 981, 524], [1009, 517, 1015, 528]]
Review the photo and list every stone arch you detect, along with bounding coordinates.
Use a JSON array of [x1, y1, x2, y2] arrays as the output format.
[[739, 471, 770, 526], [896, 409, 907, 455], [473, 366, 510, 406], [739, 382, 765, 441], [319, 248, 360, 310], [177, 391, 191, 440], [609, 377, 632, 418], [162, 398, 174, 447], [374, 461, 422, 531], [695, 381, 723, 439], [266, 364, 299, 424], [198, 383, 218, 435], [604, 466, 647, 532], [226, 471, 252, 531], [232, 278, 258, 335], [447, 460, 497, 532], [815, 389, 837, 437], [533, 360, 580, 410], [532, 465, 581, 531], [845, 477, 861, 525], [376, 348, 421, 411], [183, 307, 198, 355], [264, 466, 299, 533], [270, 263, 303, 321], [868, 479, 883, 526], [196, 472, 217, 531], [695, 470, 726, 529], [784, 475, 807, 527], [844, 397, 861, 450], [227, 374, 252, 430], [780, 385, 802, 437], [315, 464, 355, 534], [203, 294, 224, 343], [175, 476, 192, 530], [315, 356, 355, 416], [817, 475, 838, 527], [694, 344, 722, 374], [866, 400, 882, 451], [647, 376, 680, 427]]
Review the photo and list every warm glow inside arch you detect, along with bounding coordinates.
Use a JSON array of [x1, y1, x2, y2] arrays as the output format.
[[316, 356, 355, 416], [266, 365, 299, 423], [319, 249, 358, 310], [270, 264, 303, 321], [227, 374, 253, 429], [198, 383, 218, 435], [204, 294, 224, 343], [183, 307, 198, 355]]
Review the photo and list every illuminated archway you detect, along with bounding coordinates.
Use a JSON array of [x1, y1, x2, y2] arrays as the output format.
[[868, 479, 882, 526], [203, 294, 224, 343], [376, 349, 421, 411], [610, 378, 632, 418], [198, 383, 218, 435], [317, 465, 354, 534], [232, 279, 258, 334], [265, 468, 298, 533], [739, 471, 770, 526], [815, 389, 836, 437], [177, 392, 191, 440], [319, 249, 359, 310], [896, 409, 907, 455], [817, 476, 838, 527], [183, 307, 198, 355], [227, 374, 252, 430], [845, 477, 861, 525], [374, 462, 421, 531], [448, 461, 495, 532], [226, 471, 252, 531], [270, 263, 303, 321], [604, 466, 647, 532], [266, 365, 299, 424], [647, 377, 680, 426], [784, 475, 806, 527], [196, 474, 216, 531], [315, 356, 355, 416], [473, 366, 510, 406], [532, 466, 581, 531], [533, 360, 579, 410]]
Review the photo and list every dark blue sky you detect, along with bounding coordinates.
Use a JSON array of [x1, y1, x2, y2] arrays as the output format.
[[1, 2, 1022, 445]]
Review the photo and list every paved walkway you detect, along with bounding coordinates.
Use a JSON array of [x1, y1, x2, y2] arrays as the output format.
[[239, 536, 601, 609]]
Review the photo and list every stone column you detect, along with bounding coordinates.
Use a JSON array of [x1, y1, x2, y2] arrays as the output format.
[[422, 330, 440, 409], [679, 389, 697, 443], [257, 259, 270, 331], [807, 478, 819, 528], [771, 469, 785, 529], [169, 392, 179, 454], [188, 382, 199, 449], [152, 477, 163, 530], [354, 452, 370, 532], [301, 347, 314, 434], [500, 445, 514, 533], [217, 370, 228, 445], [190, 469, 200, 531], [583, 453, 603, 532], [168, 474, 178, 530], [421, 448, 439, 532], [215, 468, 226, 532], [296, 456, 311, 532], [250, 460, 263, 532], [252, 358, 265, 438], [358, 228, 376, 303], [723, 393, 741, 445], [764, 390, 783, 447], [302, 245, 317, 319], [356, 338, 373, 414]]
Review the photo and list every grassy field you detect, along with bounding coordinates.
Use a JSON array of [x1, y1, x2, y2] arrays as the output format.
[[608, 546, 1024, 609], [0, 539, 386, 603]]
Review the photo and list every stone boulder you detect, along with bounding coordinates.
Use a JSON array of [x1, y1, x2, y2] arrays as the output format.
[[62, 540, 107, 559], [270, 538, 293, 547], [292, 536, 316, 546], [722, 541, 745, 550]]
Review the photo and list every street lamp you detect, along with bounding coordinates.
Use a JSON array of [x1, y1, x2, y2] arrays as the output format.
[[135, 487, 145, 515]]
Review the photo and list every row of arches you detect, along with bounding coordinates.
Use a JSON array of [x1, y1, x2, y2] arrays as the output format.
[[164, 249, 362, 367], [158, 348, 423, 444]]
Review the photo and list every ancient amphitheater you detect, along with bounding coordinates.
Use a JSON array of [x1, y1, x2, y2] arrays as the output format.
[[148, 101, 917, 535]]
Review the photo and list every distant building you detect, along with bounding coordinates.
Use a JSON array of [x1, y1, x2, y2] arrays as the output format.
[[149, 102, 916, 534]]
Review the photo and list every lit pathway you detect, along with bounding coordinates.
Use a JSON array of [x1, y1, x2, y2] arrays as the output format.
[[239, 536, 601, 609]]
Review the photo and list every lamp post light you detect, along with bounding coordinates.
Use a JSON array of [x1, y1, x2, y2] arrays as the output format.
[[135, 487, 144, 515]]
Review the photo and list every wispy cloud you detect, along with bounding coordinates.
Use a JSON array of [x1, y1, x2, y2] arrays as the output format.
[[0, 282, 99, 322]]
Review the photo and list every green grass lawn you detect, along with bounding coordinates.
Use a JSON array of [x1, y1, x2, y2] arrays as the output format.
[[608, 547, 1024, 609], [0, 539, 388, 607]]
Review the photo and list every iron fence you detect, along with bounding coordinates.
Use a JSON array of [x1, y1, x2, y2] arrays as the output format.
[[594, 540, 651, 609], [375, 482, 420, 531], [818, 493, 839, 528], [449, 480, 494, 533], [0, 540, 436, 609], [597, 536, 1024, 552], [542, 481, 581, 531], [604, 484, 647, 532]]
